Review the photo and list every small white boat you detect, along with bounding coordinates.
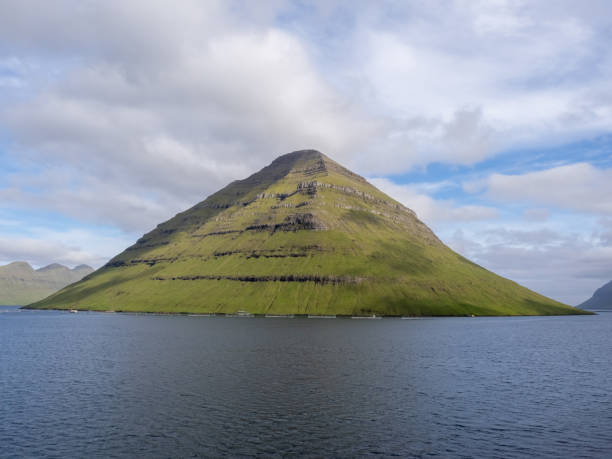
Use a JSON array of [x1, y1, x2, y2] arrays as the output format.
[[228, 310, 253, 317], [69, 309, 78, 313], [351, 314, 381, 319]]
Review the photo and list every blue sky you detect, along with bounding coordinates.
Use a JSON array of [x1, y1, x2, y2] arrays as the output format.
[[1, 0, 611, 305]]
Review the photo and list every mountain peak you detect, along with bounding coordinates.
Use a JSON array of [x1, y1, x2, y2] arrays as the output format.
[[265, 148, 330, 176], [271, 149, 367, 187], [37, 263, 68, 272], [73, 264, 93, 271], [27, 150, 584, 316], [0, 260, 93, 305], [4, 261, 34, 271], [276, 148, 326, 160]]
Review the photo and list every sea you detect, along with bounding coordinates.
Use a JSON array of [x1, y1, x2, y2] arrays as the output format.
[[1, 305, 611, 458]]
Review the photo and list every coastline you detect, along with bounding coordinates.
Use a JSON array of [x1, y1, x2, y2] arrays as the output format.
[[19, 304, 594, 317]]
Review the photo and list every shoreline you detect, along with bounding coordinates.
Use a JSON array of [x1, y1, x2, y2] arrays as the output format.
[[18, 305, 594, 318]]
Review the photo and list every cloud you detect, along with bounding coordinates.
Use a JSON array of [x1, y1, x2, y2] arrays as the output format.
[[523, 208, 551, 222], [343, 1, 612, 173], [452, 161, 612, 303], [0, 0, 611, 300], [369, 178, 499, 224], [476, 163, 612, 214], [447, 225, 612, 305], [1, 1, 611, 202], [0, 237, 96, 267], [0, 227, 132, 268], [597, 218, 612, 245], [1, 4, 371, 231], [0, 181, 183, 233]]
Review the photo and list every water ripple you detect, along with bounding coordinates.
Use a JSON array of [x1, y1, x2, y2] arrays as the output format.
[[1, 307, 611, 457]]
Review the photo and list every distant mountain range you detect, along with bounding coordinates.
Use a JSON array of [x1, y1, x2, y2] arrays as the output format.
[[0, 262, 94, 305], [578, 280, 612, 310], [27, 150, 585, 316]]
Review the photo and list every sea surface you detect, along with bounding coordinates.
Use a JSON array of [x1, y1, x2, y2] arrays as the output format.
[[1, 306, 611, 458]]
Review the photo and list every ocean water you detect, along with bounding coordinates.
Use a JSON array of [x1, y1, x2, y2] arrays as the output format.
[[1, 306, 611, 458]]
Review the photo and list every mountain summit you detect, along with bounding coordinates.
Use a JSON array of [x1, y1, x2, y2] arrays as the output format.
[[1, 262, 93, 305], [28, 150, 584, 315]]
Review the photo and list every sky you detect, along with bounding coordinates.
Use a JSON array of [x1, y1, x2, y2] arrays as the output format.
[[0, 0, 611, 305]]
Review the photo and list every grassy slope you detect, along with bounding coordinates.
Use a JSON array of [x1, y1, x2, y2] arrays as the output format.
[[1, 284, 56, 306], [28, 150, 586, 316]]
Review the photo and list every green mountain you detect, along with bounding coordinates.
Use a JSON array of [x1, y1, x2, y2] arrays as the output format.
[[1, 262, 93, 305], [27, 150, 585, 316], [578, 280, 612, 310]]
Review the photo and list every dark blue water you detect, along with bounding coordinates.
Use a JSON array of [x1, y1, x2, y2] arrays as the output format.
[[1, 306, 611, 458]]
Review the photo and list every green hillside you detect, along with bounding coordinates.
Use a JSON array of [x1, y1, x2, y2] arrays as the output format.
[[1, 262, 93, 305], [27, 150, 586, 316]]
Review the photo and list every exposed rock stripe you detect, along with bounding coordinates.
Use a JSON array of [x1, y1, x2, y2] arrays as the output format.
[[152, 274, 364, 284]]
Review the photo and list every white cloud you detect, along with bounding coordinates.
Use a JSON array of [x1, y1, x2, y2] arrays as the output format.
[[0, 227, 132, 268], [447, 225, 612, 305], [522, 208, 551, 222], [0, 0, 611, 301], [1, 11, 370, 230], [342, 1, 612, 173], [450, 162, 612, 304], [479, 163, 612, 214], [1, 1, 611, 219], [369, 177, 499, 224]]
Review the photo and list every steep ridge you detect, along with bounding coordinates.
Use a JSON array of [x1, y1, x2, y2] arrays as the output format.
[[1, 262, 93, 305], [28, 150, 585, 315]]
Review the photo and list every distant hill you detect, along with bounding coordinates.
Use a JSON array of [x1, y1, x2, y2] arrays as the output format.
[[578, 280, 612, 310], [27, 150, 586, 316], [0, 262, 93, 305]]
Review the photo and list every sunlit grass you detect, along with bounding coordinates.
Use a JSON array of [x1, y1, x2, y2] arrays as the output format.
[[28, 151, 588, 316]]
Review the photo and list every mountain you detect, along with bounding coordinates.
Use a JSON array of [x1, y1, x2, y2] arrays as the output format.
[[27, 150, 585, 316], [0, 262, 93, 305], [578, 280, 612, 310]]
